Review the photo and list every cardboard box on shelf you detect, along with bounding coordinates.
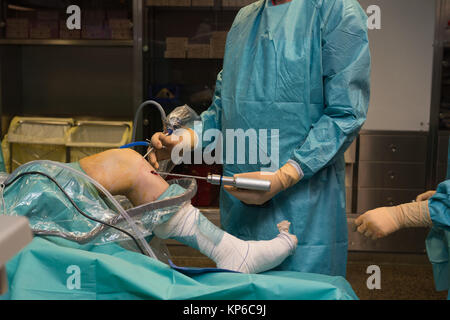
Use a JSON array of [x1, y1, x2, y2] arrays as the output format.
[[107, 19, 133, 40], [192, 0, 214, 6], [147, 0, 169, 6], [30, 20, 59, 39], [36, 10, 60, 21], [223, 0, 253, 6], [6, 18, 29, 27], [187, 44, 211, 58], [164, 50, 186, 58], [168, 0, 191, 6], [106, 10, 129, 20], [166, 37, 188, 52], [82, 9, 106, 24], [211, 31, 228, 40], [6, 28, 29, 39], [82, 25, 110, 40], [210, 47, 225, 58], [6, 19, 29, 39], [111, 28, 133, 40], [108, 19, 132, 29], [209, 31, 227, 58], [59, 21, 81, 39]]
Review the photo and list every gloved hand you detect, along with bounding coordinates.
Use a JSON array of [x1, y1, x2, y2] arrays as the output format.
[[415, 190, 436, 202], [148, 128, 196, 170], [354, 201, 432, 240], [224, 163, 301, 205]]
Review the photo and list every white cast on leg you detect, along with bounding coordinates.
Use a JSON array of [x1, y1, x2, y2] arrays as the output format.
[[153, 204, 298, 274]]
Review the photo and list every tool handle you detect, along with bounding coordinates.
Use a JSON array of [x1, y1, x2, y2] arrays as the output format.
[[207, 174, 271, 191], [234, 176, 272, 191]]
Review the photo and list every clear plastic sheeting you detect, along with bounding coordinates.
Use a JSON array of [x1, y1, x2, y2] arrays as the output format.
[[158, 104, 201, 173], [164, 104, 201, 132], [0, 160, 197, 259], [89, 179, 197, 246]]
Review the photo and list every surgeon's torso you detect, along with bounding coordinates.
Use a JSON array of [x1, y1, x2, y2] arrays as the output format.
[[220, 0, 326, 171]]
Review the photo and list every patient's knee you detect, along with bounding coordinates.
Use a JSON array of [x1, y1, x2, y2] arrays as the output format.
[[80, 148, 154, 195]]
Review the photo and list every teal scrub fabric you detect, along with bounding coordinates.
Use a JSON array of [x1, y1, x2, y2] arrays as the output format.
[[0, 160, 357, 300], [1, 236, 357, 300], [427, 180, 450, 299], [192, 0, 370, 276]]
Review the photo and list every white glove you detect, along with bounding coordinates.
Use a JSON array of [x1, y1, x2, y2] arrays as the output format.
[[354, 201, 432, 240], [148, 128, 196, 169], [224, 163, 301, 205]]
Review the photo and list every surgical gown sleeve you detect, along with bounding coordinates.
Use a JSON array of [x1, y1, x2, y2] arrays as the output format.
[[428, 180, 450, 231], [191, 70, 224, 145], [291, 0, 371, 179]]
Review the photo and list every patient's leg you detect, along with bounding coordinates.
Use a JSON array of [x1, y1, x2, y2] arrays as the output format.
[[79, 148, 168, 206], [79, 149, 298, 273]]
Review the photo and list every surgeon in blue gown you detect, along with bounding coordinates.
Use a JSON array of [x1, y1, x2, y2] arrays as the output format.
[[356, 143, 450, 299], [150, 0, 371, 276]]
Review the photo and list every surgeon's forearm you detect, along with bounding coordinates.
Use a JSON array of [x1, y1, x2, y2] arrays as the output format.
[[395, 201, 432, 228]]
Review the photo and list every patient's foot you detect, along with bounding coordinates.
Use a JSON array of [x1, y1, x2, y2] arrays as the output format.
[[153, 204, 298, 274], [214, 220, 298, 274]]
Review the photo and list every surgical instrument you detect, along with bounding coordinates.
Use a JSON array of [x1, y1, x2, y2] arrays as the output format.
[[154, 172, 272, 192]]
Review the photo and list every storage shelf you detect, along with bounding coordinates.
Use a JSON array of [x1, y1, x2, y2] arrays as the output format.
[[155, 57, 223, 60], [0, 39, 134, 47], [146, 5, 240, 11]]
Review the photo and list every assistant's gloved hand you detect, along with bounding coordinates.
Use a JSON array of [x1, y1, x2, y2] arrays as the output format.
[[415, 190, 436, 202], [354, 201, 432, 240], [148, 128, 197, 170], [224, 163, 301, 205]]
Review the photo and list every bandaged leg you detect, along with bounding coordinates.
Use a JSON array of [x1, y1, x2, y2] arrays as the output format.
[[79, 149, 297, 273], [153, 204, 297, 274], [355, 201, 432, 240]]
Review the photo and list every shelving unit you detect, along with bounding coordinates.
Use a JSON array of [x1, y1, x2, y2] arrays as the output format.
[[0, 0, 142, 137], [142, 1, 245, 208], [0, 39, 133, 46], [429, 0, 450, 187]]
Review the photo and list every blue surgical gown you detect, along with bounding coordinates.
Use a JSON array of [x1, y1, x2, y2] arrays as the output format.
[[194, 0, 371, 276], [427, 181, 450, 299]]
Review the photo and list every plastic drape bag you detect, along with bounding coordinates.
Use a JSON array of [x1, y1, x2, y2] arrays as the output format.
[[158, 104, 201, 173], [0, 160, 196, 255]]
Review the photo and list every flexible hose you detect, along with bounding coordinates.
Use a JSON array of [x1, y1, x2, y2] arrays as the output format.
[[132, 100, 167, 143]]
